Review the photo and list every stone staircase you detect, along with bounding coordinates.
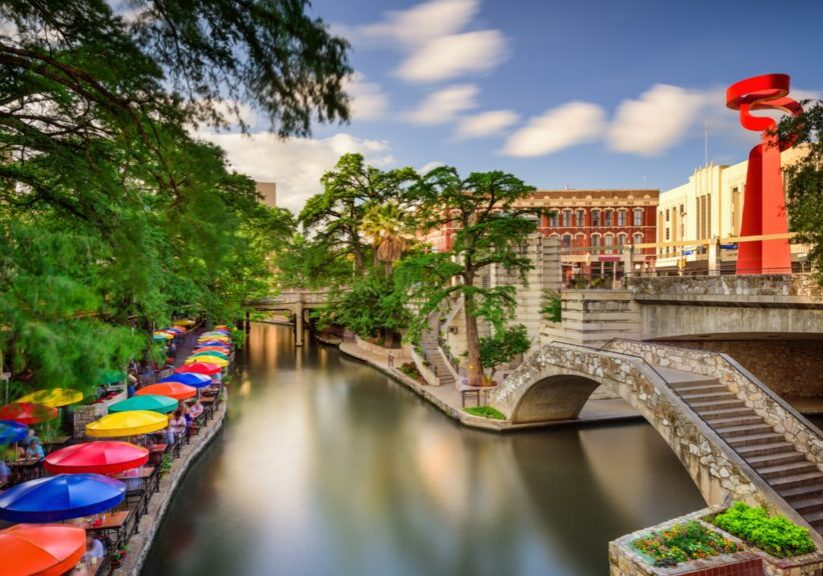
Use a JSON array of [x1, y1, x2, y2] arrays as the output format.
[[419, 313, 455, 387], [656, 366, 823, 534]]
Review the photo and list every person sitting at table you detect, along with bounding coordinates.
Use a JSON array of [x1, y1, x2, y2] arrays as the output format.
[[21, 428, 41, 448], [179, 401, 193, 429], [24, 438, 44, 459], [83, 534, 105, 565], [189, 398, 204, 419], [167, 408, 187, 443]]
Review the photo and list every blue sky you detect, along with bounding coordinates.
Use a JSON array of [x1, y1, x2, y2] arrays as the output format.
[[202, 0, 823, 213]]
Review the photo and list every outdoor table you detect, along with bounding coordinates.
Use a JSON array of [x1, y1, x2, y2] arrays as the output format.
[[115, 466, 156, 518], [8, 457, 42, 482], [456, 384, 496, 408], [83, 509, 131, 548], [147, 443, 167, 467], [199, 397, 216, 421]]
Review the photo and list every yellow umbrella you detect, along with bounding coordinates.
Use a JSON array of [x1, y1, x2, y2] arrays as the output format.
[[175, 319, 195, 327], [185, 355, 228, 367], [153, 330, 174, 340], [17, 388, 83, 408], [86, 410, 168, 438], [197, 335, 229, 343]]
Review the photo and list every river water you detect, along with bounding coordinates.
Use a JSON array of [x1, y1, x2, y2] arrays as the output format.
[[141, 322, 705, 575]]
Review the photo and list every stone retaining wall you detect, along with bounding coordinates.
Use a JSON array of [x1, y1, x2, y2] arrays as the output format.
[[73, 388, 127, 437], [353, 335, 409, 360]]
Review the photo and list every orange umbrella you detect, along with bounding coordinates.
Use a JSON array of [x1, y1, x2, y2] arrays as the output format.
[[0, 524, 85, 576], [136, 383, 196, 401]]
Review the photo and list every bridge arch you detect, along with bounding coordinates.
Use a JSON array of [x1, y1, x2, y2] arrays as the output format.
[[490, 341, 823, 543]]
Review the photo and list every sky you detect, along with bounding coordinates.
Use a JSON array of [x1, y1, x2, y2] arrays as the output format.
[[197, 0, 823, 214]]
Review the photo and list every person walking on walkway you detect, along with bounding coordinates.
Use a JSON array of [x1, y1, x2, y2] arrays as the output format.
[[387, 354, 394, 368]]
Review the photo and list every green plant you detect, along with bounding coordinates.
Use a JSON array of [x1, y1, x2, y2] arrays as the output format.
[[540, 289, 562, 323], [159, 453, 173, 478], [631, 521, 737, 567], [464, 406, 506, 420], [710, 502, 816, 558]]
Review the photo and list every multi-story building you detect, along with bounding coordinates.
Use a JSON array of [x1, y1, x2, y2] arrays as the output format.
[[656, 147, 806, 272]]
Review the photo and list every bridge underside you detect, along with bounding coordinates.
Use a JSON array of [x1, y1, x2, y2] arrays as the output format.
[[510, 374, 601, 424]]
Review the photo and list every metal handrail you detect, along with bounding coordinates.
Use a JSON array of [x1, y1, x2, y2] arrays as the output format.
[[602, 337, 823, 444]]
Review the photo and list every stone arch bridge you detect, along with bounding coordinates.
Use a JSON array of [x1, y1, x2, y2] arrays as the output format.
[[489, 338, 823, 544], [247, 289, 332, 346]]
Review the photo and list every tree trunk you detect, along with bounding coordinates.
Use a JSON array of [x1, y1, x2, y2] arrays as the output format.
[[463, 270, 484, 387], [383, 328, 395, 349]]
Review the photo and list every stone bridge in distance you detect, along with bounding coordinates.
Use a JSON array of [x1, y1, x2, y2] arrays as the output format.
[[247, 289, 332, 346], [489, 338, 823, 545]]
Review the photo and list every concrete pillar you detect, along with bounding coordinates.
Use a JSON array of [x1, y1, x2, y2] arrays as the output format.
[[295, 302, 304, 346], [708, 238, 719, 276], [623, 247, 634, 279]]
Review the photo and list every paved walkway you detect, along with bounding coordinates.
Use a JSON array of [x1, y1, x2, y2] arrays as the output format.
[[338, 342, 641, 430]]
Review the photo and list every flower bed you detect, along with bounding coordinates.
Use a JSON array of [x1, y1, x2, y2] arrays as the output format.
[[631, 520, 738, 567], [708, 502, 816, 558]]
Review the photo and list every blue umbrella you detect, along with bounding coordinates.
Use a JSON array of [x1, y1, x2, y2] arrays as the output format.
[[160, 373, 212, 388], [0, 473, 125, 523], [0, 420, 28, 445]]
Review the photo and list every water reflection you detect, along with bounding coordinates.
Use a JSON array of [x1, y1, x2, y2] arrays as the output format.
[[142, 323, 704, 576]]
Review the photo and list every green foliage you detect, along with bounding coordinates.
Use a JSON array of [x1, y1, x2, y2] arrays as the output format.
[[464, 406, 506, 420], [711, 502, 815, 558], [159, 453, 173, 477], [778, 100, 823, 282], [0, 0, 344, 396], [541, 289, 562, 322], [479, 324, 530, 374], [632, 521, 738, 567]]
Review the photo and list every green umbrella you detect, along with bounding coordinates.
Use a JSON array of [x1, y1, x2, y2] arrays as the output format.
[[108, 394, 177, 415]]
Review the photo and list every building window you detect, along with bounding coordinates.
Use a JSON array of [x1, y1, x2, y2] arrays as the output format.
[[617, 233, 626, 249], [617, 209, 626, 227], [562, 234, 572, 250], [562, 210, 572, 227], [591, 233, 601, 254], [548, 211, 558, 227], [604, 233, 614, 254], [633, 232, 644, 246], [591, 209, 601, 227], [576, 209, 585, 227], [633, 208, 644, 226], [604, 210, 613, 227], [665, 228, 670, 241]]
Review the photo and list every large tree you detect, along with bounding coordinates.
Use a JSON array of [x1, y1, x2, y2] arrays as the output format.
[[779, 100, 823, 280], [299, 153, 418, 278], [0, 0, 346, 394], [396, 167, 539, 386]]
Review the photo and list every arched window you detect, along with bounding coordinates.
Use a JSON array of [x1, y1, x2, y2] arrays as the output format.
[[617, 209, 627, 227], [604, 233, 615, 254], [617, 233, 627, 251], [562, 234, 572, 250], [590, 233, 601, 255], [575, 233, 586, 249], [575, 209, 585, 227], [633, 208, 644, 226], [591, 208, 601, 227], [562, 210, 572, 227], [633, 232, 644, 246], [548, 211, 558, 227], [603, 209, 613, 227]]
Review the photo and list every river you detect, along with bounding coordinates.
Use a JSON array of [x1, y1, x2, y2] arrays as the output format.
[[141, 322, 705, 575]]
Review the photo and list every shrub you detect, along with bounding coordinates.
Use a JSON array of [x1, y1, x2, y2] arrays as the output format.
[[710, 502, 816, 558], [464, 406, 506, 420], [632, 521, 737, 567]]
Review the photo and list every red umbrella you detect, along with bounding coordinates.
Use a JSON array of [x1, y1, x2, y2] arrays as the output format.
[[175, 362, 222, 376], [0, 523, 86, 576], [137, 382, 197, 400], [0, 402, 58, 425], [44, 441, 149, 475]]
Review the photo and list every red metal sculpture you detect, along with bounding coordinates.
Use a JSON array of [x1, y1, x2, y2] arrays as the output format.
[[726, 74, 802, 275]]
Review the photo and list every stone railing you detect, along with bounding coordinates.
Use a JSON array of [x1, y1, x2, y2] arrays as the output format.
[[606, 339, 823, 473], [353, 335, 409, 360]]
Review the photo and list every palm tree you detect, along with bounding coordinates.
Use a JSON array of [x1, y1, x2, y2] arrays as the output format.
[[361, 202, 410, 276]]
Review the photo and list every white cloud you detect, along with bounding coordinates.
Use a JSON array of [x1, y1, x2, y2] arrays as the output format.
[[455, 109, 519, 139], [503, 102, 606, 157], [195, 131, 394, 214], [353, 0, 508, 84], [396, 30, 507, 83], [607, 84, 706, 156], [359, 0, 478, 48], [418, 161, 446, 174], [344, 73, 388, 121], [407, 84, 478, 125]]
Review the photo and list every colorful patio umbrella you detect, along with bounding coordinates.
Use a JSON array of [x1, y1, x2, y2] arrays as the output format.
[[0, 473, 126, 522], [189, 350, 229, 360], [214, 324, 230, 330], [44, 441, 149, 475], [166, 327, 185, 335], [197, 334, 229, 342], [153, 330, 175, 341], [175, 319, 195, 327], [195, 343, 232, 351], [202, 330, 229, 336], [159, 373, 212, 388], [17, 388, 83, 408], [0, 420, 28, 445], [185, 355, 228, 367], [193, 347, 231, 356], [0, 403, 58, 426], [175, 362, 222, 376], [136, 383, 196, 401], [86, 410, 168, 438], [0, 524, 86, 576], [109, 394, 178, 414], [100, 370, 126, 385]]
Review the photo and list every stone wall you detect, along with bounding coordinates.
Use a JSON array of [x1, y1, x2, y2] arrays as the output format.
[[657, 339, 823, 399], [353, 335, 409, 360], [540, 289, 641, 347], [72, 388, 127, 437], [489, 342, 773, 510]]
